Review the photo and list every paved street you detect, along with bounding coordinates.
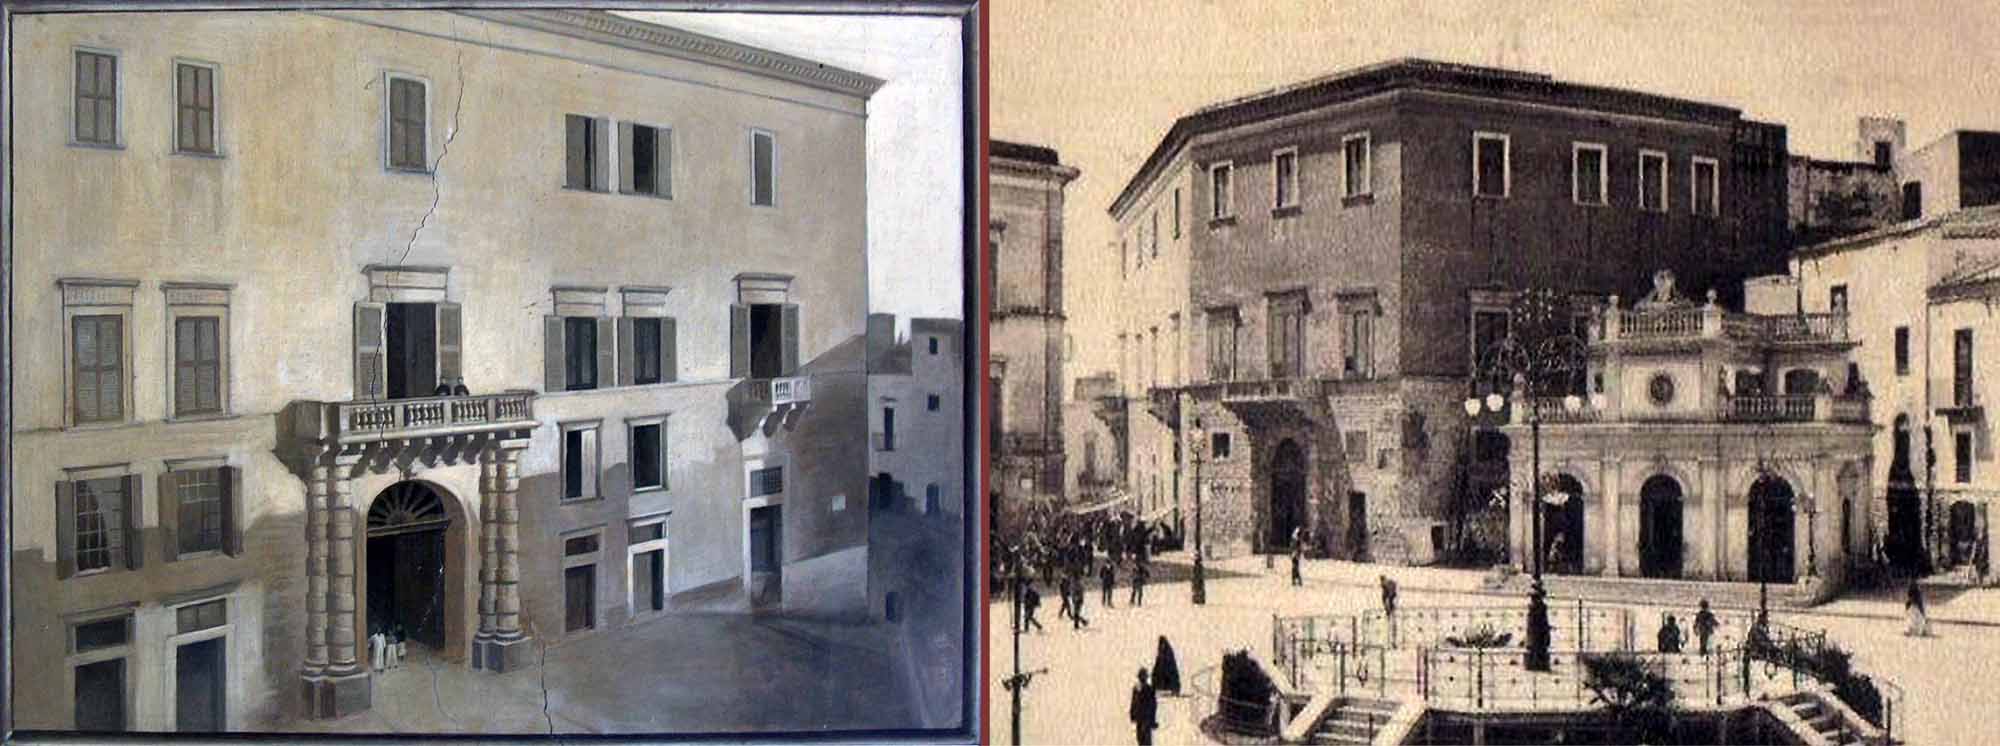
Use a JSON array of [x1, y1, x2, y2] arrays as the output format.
[[989, 553, 2000, 745], [280, 611, 913, 735]]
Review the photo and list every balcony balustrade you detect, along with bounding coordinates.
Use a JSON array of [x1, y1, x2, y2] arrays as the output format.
[[299, 390, 538, 446], [744, 375, 814, 407], [1603, 304, 1849, 345]]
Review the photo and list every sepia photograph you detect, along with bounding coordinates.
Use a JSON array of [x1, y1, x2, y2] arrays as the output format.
[[992, 2, 2000, 744], [0, 0, 978, 740]]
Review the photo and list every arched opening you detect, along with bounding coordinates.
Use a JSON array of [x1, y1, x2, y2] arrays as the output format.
[[1269, 439, 1308, 551], [1950, 501, 1981, 566], [1748, 474, 1797, 584], [362, 481, 468, 662], [1639, 475, 1684, 579], [1733, 370, 1767, 396], [1782, 368, 1822, 396], [1544, 474, 1586, 575]]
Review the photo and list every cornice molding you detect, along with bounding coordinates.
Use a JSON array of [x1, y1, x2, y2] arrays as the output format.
[[456, 10, 884, 100]]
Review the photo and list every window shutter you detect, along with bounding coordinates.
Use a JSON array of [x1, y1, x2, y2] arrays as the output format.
[[661, 317, 678, 383], [436, 302, 463, 387], [354, 303, 386, 400], [174, 319, 196, 415], [223, 466, 243, 557], [581, 428, 599, 498], [781, 303, 800, 376], [595, 317, 617, 389], [618, 122, 636, 194], [56, 481, 77, 579], [617, 317, 636, 386], [544, 316, 566, 393], [657, 128, 674, 199], [565, 115, 588, 189], [593, 118, 612, 192], [730, 304, 750, 378], [158, 471, 181, 563], [122, 475, 143, 570]]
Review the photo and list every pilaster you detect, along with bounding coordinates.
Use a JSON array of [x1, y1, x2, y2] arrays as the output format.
[[475, 437, 534, 672]]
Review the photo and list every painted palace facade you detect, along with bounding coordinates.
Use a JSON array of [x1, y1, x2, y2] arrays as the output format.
[[9, 10, 878, 730]]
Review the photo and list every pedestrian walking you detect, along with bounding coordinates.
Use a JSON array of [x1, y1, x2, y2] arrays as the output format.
[[1129, 667, 1158, 745], [1131, 561, 1149, 606], [1152, 636, 1182, 695], [1101, 560, 1117, 607], [1692, 599, 1718, 654], [1022, 581, 1045, 632], [1379, 574, 1399, 646], [1057, 572, 1076, 621], [1904, 581, 1932, 637], [1071, 572, 1090, 629], [1657, 614, 1684, 653]]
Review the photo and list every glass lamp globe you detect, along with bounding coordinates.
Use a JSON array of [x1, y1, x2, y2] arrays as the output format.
[[1562, 394, 1583, 413], [1485, 392, 1506, 412], [1463, 398, 1482, 417]]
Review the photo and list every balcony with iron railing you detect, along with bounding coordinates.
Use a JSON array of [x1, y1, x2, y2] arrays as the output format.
[[293, 390, 539, 447]]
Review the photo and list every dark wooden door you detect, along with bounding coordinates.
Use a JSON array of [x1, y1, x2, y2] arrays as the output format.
[[175, 638, 225, 732], [565, 564, 595, 632], [74, 658, 126, 731]]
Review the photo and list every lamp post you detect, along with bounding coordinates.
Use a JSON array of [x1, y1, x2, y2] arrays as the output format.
[[1190, 416, 1208, 605], [1004, 566, 1031, 745], [1463, 288, 1591, 673], [1803, 494, 1819, 579]]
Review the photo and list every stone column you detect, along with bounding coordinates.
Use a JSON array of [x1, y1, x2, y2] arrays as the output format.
[[305, 448, 370, 718], [1600, 456, 1622, 576], [1700, 457, 1722, 580], [302, 448, 329, 677], [473, 440, 498, 668], [475, 437, 533, 672]]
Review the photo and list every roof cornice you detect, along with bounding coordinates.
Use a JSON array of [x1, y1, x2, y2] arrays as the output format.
[[455, 10, 884, 100]]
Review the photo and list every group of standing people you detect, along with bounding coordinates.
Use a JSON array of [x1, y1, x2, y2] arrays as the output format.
[[1127, 636, 1182, 745], [369, 625, 408, 671]]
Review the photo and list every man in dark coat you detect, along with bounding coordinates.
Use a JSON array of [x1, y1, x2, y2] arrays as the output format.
[[1658, 614, 1684, 653], [1130, 561, 1149, 606], [1290, 530, 1305, 587], [1021, 581, 1044, 632], [1692, 600, 1718, 654], [1057, 572, 1075, 621], [1069, 570, 1090, 629], [1101, 561, 1117, 607], [1151, 636, 1181, 695], [1129, 667, 1158, 745]]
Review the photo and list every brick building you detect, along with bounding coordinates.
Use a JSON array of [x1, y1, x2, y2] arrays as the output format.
[[1100, 58, 1792, 562]]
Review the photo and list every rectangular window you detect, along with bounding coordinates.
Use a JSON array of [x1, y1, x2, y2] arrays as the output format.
[[73, 477, 128, 574], [631, 421, 664, 491], [1212, 432, 1231, 460], [74, 50, 118, 145], [1267, 293, 1307, 379], [564, 534, 600, 556], [1172, 188, 1183, 238], [1344, 310, 1375, 378], [751, 129, 776, 206], [1830, 285, 1849, 314], [564, 114, 604, 191], [73, 315, 124, 424], [1345, 431, 1370, 464], [1895, 326, 1911, 376], [632, 318, 662, 385], [1150, 209, 1160, 256], [1473, 132, 1509, 198], [175, 468, 225, 555], [1207, 308, 1238, 381], [174, 62, 216, 154], [1639, 150, 1668, 212], [879, 407, 896, 451], [630, 523, 666, 614], [1957, 432, 1974, 484], [928, 337, 939, 355], [387, 76, 426, 170], [1691, 157, 1720, 216], [1472, 309, 1510, 366], [1273, 148, 1300, 209], [632, 522, 664, 543], [623, 123, 673, 198], [173, 316, 222, 416], [1875, 141, 1893, 169], [74, 617, 130, 653], [1573, 143, 1607, 206], [1903, 182, 1924, 221], [562, 424, 599, 501], [1210, 162, 1234, 220], [175, 599, 226, 634], [750, 466, 785, 497], [928, 394, 941, 411], [1956, 328, 1975, 408], [563, 317, 597, 391], [1343, 133, 1372, 198]]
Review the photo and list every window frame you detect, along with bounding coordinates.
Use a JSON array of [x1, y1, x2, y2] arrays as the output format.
[[1572, 142, 1608, 207], [164, 283, 232, 420], [1894, 325, 1911, 376], [170, 464, 228, 558], [1171, 187, 1183, 239], [563, 316, 598, 391], [61, 279, 138, 429], [1690, 155, 1720, 217], [1209, 161, 1235, 221], [749, 127, 778, 207], [170, 57, 222, 157], [382, 71, 431, 174], [1472, 131, 1510, 198], [626, 414, 669, 494], [64, 608, 135, 731], [1342, 132, 1373, 198], [619, 121, 675, 199], [559, 420, 603, 503], [1638, 149, 1669, 213], [1272, 146, 1301, 210], [627, 514, 670, 618], [71, 46, 122, 149], [561, 527, 603, 633]]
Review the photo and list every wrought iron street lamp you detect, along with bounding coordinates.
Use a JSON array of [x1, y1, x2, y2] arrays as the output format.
[[1463, 288, 1592, 673], [1803, 494, 1819, 579], [1189, 414, 1208, 605]]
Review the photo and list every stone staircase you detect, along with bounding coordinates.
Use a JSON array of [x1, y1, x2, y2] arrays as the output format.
[[1501, 572, 1815, 611], [1306, 697, 1400, 745], [1774, 690, 1879, 746]]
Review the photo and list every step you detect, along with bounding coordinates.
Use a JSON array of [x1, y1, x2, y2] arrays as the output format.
[[1309, 734, 1371, 746], [1340, 698, 1401, 715], [1316, 718, 1380, 740]]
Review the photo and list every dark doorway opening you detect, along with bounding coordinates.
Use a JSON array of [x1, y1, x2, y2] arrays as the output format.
[[1639, 476, 1684, 579], [749, 304, 784, 379], [1950, 501, 1980, 566], [1348, 491, 1369, 562], [1545, 474, 1586, 575], [366, 482, 448, 650], [565, 565, 596, 632], [384, 302, 437, 400], [175, 637, 225, 732], [749, 505, 783, 607], [1748, 475, 1797, 584], [73, 658, 126, 731], [634, 550, 665, 613], [1269, 439, 1307, 551]]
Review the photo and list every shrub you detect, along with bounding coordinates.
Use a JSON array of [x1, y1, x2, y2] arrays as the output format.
[[1445, 623, 1514, 649], [1581, 652, 1678, 743], [1217, 650, 1276, 735]]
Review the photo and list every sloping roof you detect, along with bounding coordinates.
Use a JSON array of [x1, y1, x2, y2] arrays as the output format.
[[1796, 204, 2000, 260], [1109, 58, 1747, 218]]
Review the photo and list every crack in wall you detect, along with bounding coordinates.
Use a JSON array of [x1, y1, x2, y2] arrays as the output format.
[[395, 44, 468, 267]]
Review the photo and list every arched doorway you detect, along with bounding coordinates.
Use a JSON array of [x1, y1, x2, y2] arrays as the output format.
[[1748, 474, 1797, 584], [363, 481, 463, 659], [1269, 439, 1308, 551], [1544, 474, 1586, 575], [1639, 475, 1684, 579]]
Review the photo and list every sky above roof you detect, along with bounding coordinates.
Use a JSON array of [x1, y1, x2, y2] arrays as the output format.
[[994, 0, 2000, 379]]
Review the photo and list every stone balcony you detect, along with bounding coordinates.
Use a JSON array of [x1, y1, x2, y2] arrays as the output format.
[[728, 375, 814, 439], [292, 390, 538, 448], [1601, 303, 1850, 346]]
